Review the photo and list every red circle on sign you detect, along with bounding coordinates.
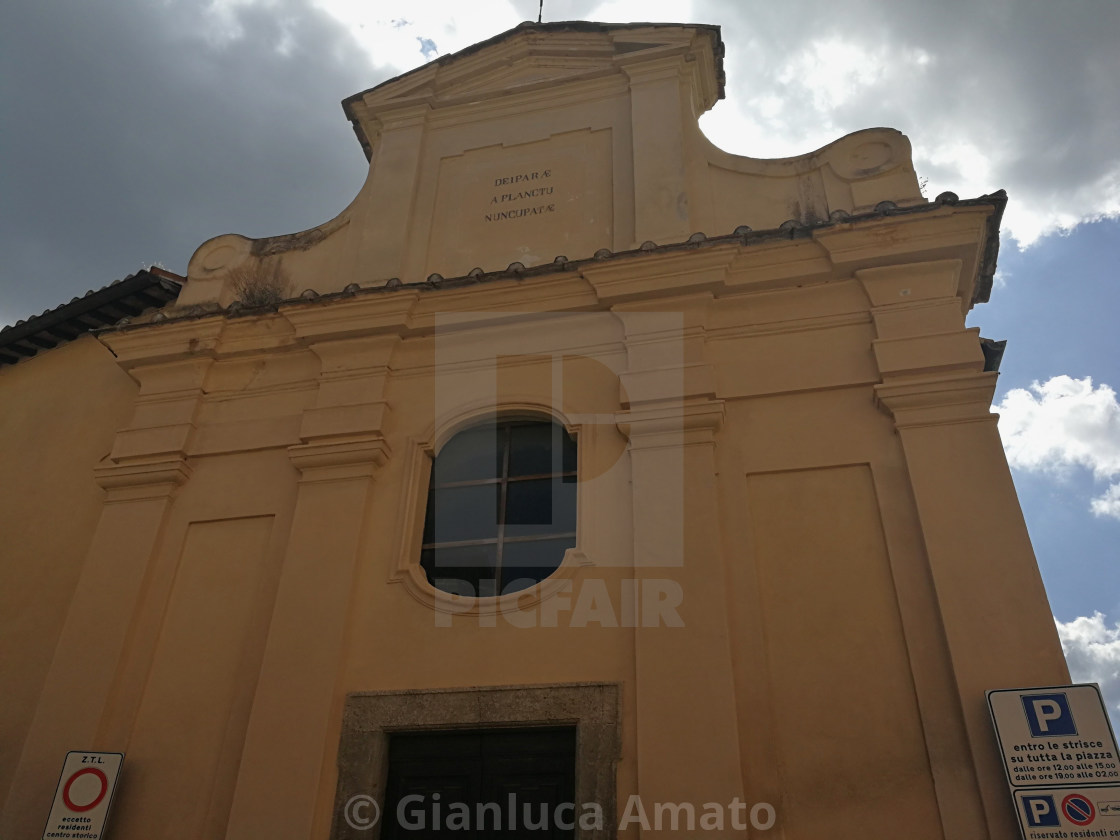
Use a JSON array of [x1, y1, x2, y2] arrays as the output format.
[[62, 768, 108, 812], [1061, 793, 1096, 826]]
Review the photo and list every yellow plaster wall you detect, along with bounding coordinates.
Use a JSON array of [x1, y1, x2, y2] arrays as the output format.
[[0, 22, 1071, 840], [178, 24, 924, 309], [1, 224, 1070, 839], [746, 465, 941, 838], [0, 337, 137, 809]]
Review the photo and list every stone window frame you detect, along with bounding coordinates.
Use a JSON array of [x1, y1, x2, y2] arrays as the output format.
[[389, 402, 594, 616], [330, 683, 621, 840]]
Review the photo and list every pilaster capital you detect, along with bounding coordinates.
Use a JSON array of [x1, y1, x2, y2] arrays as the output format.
[[287, 435, 391, 483], [98, 319, 223, 370], [610, 295, 717, 408], [282, 295, 418, 343], [617, 399, 724, 449], [93, 455, 193, 502], [874, 371, 998, 429], [856, 259, 964, 309], [621, 54, 689, 87]]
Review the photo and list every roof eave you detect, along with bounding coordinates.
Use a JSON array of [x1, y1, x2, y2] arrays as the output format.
[[0, 270, 182, 367]]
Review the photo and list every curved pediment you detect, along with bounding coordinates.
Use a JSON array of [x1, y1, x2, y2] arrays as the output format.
[[342, 22, 724, 157], [178, 20, 924, 310]]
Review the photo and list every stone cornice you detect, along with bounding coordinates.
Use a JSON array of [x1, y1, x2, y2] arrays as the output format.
[[582, 248, 736, 302], [282, 293, 420, 342], [408, 277, 597, 323], [817, 208, 991, 313], [724, 238, 834, 290], [93, 456, 193, 502], [620, 53, 694, 86], [98, 317, 223, 369], [344, 23, 722, 142], [373, 103, 431, 132], [421, 73, 629, 130], [96, 201, 1006, 363], [617, 399, 725, 449], [288, 435, 391, 483], [874, 372, 999, 429]]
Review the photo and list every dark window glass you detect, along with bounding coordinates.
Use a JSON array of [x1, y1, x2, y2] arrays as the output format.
[[383, 727, 576, 839], [420, 419, 576, 595], [433, 423, 502, 484], [507, 422, 578, 477], [422, 544, 500, 598], [426, 484, 500, 543], [500, 537, 578, 589], [505, 479, 576, 538]]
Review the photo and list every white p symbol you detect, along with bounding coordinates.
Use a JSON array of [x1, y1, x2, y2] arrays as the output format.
[[1030, 798, 1051, 823], [1032, 699, 1063, 733]]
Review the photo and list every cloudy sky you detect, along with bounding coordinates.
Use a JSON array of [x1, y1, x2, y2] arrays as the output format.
[[3, 1, 1118, 720]]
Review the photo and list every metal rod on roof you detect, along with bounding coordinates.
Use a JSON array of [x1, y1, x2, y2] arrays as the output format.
[[538, 1, 543, 23]]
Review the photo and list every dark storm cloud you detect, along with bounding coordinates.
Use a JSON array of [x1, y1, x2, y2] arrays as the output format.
[[4, 0, 1116, 327], [697, 0, 1120, 241], [0, 0, 392, 325]]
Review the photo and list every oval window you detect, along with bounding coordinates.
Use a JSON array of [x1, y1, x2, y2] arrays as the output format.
[[420, 419, 577, 596]]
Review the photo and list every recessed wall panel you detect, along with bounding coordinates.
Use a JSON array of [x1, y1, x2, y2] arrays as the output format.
[[746, 465, 941, 839]]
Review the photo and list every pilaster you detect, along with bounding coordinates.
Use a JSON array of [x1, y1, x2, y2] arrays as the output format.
[[3, 347, 203, 832], [623, 57, 693, 246], [611, 296, 746, 829], [342, 104, 430, 284], [224, 336, 396, 840], [859, 259, 1070, 840]]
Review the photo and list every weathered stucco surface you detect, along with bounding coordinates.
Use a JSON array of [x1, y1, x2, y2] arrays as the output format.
[[178, 22, 923, 309], [0, 21, 1066, 840]]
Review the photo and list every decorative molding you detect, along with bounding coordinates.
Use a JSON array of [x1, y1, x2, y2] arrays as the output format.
[[94, 455, 193, 502], [705, 310, 871, 342], [857, 256, 995, 430], [616, 398, 724, 449], [815, 210, 990, 308], [870, 328, 985, 378], [874, 371, 999, 429], [620, 53, 691, 86], [98, 317, 224, 369], [856, 259, 963, 308], [287, 435, 391, 483], [281, 293, 420, 342], [582, 248, 734, 302], [298, 402, 390, 443], [396, 547, 593, 618], [389, 409, 600, 615], [618, 363, 716, 407], [387, 435, 434, 590]]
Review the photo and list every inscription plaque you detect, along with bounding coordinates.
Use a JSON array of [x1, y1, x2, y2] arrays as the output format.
[[426, 129, 612, 277]]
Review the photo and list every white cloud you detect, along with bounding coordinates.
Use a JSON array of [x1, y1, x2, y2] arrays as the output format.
[[95, 0, 1120, 249], [311, 1, 525, 70], [310, 0, 695, 76], [995, 376, 1120, 518], [1056, 613, 1120, 725], [695, 0, 1120, 247], [1091, 484, 1120, 520]]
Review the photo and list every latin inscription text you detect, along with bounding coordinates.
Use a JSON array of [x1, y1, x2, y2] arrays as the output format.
[[485, 168, 557, 222]]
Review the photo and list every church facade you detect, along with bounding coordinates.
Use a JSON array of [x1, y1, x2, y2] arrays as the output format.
[[1, 21, 1067, 840]]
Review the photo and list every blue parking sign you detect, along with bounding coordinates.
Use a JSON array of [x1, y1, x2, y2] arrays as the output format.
[[1022, 693, 1077, 737], [1022, 795, 1060, 827]]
